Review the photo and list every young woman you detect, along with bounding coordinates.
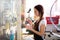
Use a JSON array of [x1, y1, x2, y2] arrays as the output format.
[[26, 5, 46, 40]]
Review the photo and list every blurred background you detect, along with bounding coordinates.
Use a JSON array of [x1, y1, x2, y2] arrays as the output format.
[[0, 0, 60, 40], [0, 0, 21, 40]]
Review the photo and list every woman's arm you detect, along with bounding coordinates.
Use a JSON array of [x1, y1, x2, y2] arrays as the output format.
[[31, 24, 45, 36], [26, 24, 45, 36], [25, 18, 46, 36]]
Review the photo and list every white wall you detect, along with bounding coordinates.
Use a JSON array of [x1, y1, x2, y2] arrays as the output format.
[[25, 0, 58, 18]]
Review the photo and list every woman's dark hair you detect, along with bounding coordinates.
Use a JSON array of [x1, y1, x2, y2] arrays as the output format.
[[34, 5, 44, 22], [34, 5, 44, 29]]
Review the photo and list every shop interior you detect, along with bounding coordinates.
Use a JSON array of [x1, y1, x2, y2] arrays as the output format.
[[0, 0, 60, 40]]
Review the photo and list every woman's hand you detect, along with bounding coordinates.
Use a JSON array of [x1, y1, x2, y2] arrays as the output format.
[[26, 18, 32, 25], [25, 24, 33, 31]]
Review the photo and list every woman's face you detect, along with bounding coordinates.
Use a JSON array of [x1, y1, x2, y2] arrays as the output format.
[[34, 8, 40, 16], [34, 8, 40, 20]]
